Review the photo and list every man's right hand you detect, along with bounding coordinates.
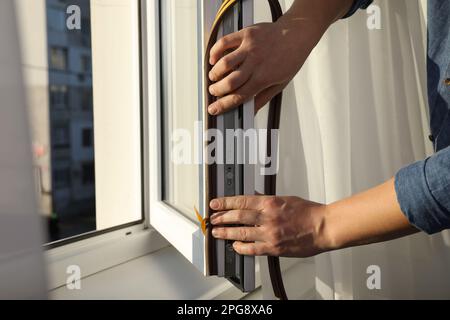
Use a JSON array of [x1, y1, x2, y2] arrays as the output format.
[[207, 0, 354, 116]]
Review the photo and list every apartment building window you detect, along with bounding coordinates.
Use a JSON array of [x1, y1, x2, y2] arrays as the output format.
[[50, 85, 68, 108], [50, 47, 68, 71], [82, 128, 93, 148], [81, 55, 91, 73], [81, 17, 91, 46], [81, 88, 93, 110], [47, 7, 66, 32], [53, 167, 71, 189], [82, 162, 95, 185], [52, 125, 70, 149]]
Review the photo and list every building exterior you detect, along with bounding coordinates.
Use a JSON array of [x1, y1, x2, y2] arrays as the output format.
[[46, 0, 95, 221]]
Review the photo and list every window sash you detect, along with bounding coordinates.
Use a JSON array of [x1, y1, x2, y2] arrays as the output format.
[[145, 0, 208, 274]]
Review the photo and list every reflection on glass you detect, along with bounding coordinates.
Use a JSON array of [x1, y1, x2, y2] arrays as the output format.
[[24, 0, 96, 242], [161, 0, 200, 221]]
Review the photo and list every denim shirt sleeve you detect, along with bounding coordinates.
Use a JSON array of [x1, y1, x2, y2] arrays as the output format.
[[395, 146, 450, 234], [342, 0, 374, 18]]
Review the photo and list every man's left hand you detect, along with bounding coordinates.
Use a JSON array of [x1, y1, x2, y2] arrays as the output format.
[[209, 195, 330, 257]]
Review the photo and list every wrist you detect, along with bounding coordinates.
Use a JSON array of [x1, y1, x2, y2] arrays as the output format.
[[313, 203, 339, 253], [277, 0, 354, 43], [276, 10, 327, 49]]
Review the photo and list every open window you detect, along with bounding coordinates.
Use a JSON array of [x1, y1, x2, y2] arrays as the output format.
[[16, 0, 174, 290], [19, 0, 260, 292], [146, 0, 257, 291]]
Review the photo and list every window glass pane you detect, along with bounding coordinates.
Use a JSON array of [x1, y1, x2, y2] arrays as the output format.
[[16, 0, 142, 243], [161, 0, 200, 222]]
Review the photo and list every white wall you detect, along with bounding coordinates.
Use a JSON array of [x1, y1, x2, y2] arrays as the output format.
[[0, 0, 47, 299], [15, 0, 53, 216]]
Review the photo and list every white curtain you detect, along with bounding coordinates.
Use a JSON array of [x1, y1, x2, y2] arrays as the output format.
[[258, 0, 450, 299]]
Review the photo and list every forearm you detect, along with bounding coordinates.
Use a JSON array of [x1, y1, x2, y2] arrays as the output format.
[[271, 0, 354, 66], [210, 178, 419, 258], [321, 178, 419, 251], [282, 1, 419, 251]]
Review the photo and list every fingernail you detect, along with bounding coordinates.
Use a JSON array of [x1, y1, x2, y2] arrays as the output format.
[[209, 72, 215, 81], [210, 199, 220, 209], [208, 106, 218, 115], [208, 86, 216, 96], [212, 229, 219, 237]]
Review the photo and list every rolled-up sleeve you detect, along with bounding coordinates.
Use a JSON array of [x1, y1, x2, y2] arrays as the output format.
[[395, 146, 450, 234], [342, 0, 374, 18]]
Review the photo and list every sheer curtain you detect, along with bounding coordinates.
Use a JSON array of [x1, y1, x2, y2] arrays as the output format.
[[258, 0, 450, 299]]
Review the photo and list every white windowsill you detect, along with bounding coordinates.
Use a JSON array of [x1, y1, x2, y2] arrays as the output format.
[[50, 245, 316, 300], [50, 246, 244, 300]]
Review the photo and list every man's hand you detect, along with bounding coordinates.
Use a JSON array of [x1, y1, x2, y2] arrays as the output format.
[[207, 0, 354, 115], [208, 21, 303, 115], [209, 195, 330, 257], [210, 179, 419, 258]]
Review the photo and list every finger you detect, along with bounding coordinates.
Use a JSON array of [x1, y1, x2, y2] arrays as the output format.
[[209, 62, 253, 97], [212, 227, 262, 242], [233, 241, 269, 256], [210, 210, 261, 226], [209, 49, 246, 82], [210, 196, 268, 211], [207, 76, 264, 115], [254, 82, 287, 113], [210, 31, 243, 65]]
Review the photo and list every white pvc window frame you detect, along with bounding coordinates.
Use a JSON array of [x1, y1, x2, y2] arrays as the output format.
[[146, 0, 258, 279], [145, 0, 207, 274], [146, 0, 261, 278]]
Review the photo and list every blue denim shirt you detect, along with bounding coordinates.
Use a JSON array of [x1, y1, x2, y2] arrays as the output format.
[[349, 0, 450, 234]]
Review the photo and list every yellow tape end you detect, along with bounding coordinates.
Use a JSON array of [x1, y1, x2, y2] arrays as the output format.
[[194, 206, 208, 236]]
